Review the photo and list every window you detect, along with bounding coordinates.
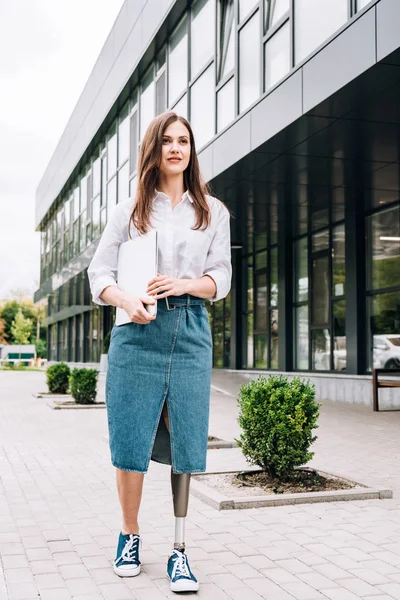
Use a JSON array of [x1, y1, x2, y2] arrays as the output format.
[[356, 0, 371, 10], [368, 206, 400, 291], [333, 225, 345, 297], [92, 196, 100, 240], [107, 129, 117, 178], [217, 77, 235, 132], [118, 113, 130, 166], [92, 157, 101, 198], [239, 12, 260, 112], [312, 254, 330, 325], [140, 67, 155, 140], [190, 64, 215, 149], [218, 0, 235, 81], [296, 305, 309, 369], [73, 186, 80, 221], [107, 176, 117, 217], [264, 21, 290, 90], [266, 0, 289, 29], [156, 71, 166, 115], [172, 94, 188, 119], [118, 162, 130, 203], [295, 238, 308, 303], [294, 0, 348, 64], [191, 0, 215, 78], [239, 0, 257, 22], [129, 111, 138, 175], [169, 19, 188, 106], [370, 292, 400, 369]]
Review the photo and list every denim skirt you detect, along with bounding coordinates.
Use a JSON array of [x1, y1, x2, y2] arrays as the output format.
[[105, 295, 213, 474]]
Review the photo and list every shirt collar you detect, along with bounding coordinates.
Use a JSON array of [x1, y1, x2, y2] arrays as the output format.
[[154, 189, 194, 204]]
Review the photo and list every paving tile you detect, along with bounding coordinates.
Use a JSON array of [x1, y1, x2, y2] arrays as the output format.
[[6, 582, 39, 600]]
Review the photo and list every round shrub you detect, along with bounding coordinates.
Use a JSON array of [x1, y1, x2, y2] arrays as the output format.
[[70, 368, 98, 404], [235, 375, 320, 481], [46, 362, 70, 394]]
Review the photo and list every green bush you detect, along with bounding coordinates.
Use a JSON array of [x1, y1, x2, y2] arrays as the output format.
[[235, 375, 320, 481], [69, 368, 98, 404], [46, 362, 70, 394]]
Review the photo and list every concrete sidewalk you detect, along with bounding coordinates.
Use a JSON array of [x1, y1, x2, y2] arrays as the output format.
[[0, 370, 400, 600]]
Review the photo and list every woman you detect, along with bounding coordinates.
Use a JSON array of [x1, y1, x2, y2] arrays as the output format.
[[88, 111, 231, 592]]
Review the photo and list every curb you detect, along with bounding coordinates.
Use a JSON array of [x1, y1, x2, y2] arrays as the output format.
[[190, 471, 393, 510], [47, 400, 106, 410]]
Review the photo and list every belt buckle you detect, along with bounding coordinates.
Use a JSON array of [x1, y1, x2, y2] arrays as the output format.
[[165, 297, 176, 311]]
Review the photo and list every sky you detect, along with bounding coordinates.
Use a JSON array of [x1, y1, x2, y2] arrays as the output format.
[[0, 0, 125, 301]]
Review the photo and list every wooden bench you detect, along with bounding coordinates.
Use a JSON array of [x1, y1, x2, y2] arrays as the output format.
[[372, 368, 400, 411]]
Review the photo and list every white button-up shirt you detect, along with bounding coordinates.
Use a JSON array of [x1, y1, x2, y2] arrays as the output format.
[[88, 190, 232, 306]]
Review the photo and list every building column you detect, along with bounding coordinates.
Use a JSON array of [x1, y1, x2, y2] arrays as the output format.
[[278, 182, 293, 372], [345, 188, 366, 374]]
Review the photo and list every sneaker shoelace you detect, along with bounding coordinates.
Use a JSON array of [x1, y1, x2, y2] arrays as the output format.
[[121, 535, 140, 563], [172, 551, 191, 579]]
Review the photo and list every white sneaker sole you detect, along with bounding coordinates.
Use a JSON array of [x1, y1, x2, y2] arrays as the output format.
[[169, 576, 199, 592], [113, 563, 141, 577]]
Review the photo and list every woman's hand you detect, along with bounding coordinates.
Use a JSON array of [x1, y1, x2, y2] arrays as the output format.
[[121, 294, 156, 325], [147, 275, 189, 299]]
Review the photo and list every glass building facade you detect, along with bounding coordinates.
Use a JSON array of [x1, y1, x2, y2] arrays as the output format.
[[35, 0, 400, 377]]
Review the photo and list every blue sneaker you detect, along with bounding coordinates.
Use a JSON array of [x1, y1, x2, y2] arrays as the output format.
[[167, 549, 199, 592], [113, 532, 141, 577]]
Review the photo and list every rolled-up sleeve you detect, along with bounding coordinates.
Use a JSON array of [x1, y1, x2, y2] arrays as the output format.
[[87, 205, 126, 306], [203, 204, 232, 302]]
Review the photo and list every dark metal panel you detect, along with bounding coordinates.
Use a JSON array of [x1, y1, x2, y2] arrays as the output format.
[[250, 70, 302, 152], [212, 113, 251, 177], [302, 9, 376, 115], [377, 0, 400, 63]]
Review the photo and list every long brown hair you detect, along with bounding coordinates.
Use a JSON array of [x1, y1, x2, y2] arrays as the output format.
[[129, 112, 211, 235]]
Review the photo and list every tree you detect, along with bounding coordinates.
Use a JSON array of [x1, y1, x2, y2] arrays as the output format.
[[0, 299, 46, 345], [0, 318, 8, 344], [11, 310, 32, 360]]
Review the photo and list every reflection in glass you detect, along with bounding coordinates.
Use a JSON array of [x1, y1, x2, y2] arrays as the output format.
[[271, 308, 279, 368], [169, 19, 188, 105], [218, 0, 235, 80], [255, 250, 267, 272], [295, 0, 347, 63], [255, 273, 267, 331], [270, 247, 278, 307], [118, 162, 130, 203], [247, 311, 254, 368], [239, 12, 260, 113], [190, 64, 215, 149], [191, 0, 215, 77], [248, 264, 254, 312], [213, 300, 224, 367], [73, 186, 80, 220], [217, 78, 235, 132], [264, 22, 290, 90], [312, 329, 331, 370], [224, 293, 231, 366], [296, 305, 308, 369], [172, 93, 188, 119], [295, 237, 308, 302], [312, 229, 329, 252], [80, 212, 86, 253], [129, 111, 138, 175], [333, 224, 345, 296], [333, 300, 346, 371], [368, 206, 400, 291], [332, 187, 345, 222], [255, 334, 268, 368], [312, 255, 329, 325], [140, 69, 155, 140]]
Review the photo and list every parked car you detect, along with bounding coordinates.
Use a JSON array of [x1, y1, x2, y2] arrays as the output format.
[[373, 335, 400, 369]]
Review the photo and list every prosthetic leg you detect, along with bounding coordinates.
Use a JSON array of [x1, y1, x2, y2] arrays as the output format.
[[170, 470, 190, 552]]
